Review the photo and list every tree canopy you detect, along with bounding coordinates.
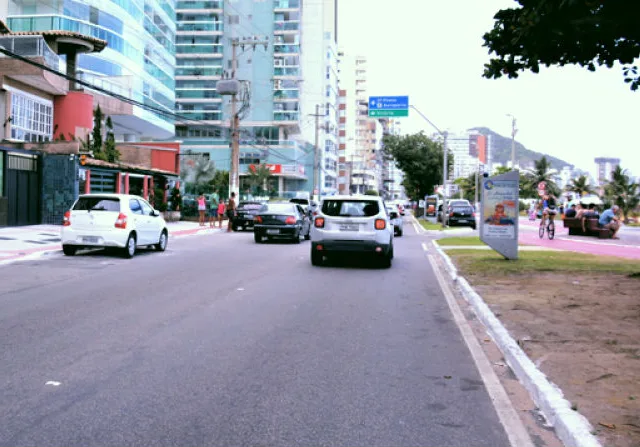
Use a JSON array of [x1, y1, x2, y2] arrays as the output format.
[[382, 132, 452, 201], [482, 1, 640, 90]]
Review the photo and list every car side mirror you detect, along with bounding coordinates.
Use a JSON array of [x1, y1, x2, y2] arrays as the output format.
[[152, 209, 160, 217]]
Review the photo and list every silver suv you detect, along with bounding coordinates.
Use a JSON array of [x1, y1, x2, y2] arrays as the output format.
[[309, 195, 393, 268]]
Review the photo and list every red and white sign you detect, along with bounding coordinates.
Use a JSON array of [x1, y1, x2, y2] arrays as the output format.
[[249, 163, 282, 174]]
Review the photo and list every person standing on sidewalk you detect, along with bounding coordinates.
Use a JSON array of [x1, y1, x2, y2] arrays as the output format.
[[197, 193, 207, 226], [226, 192, 237, 232], [217, 200, 226, 228], [208, 195, 218, 228]]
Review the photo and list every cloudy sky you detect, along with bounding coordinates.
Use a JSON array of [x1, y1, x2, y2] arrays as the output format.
[[337, 0, 639, 178]]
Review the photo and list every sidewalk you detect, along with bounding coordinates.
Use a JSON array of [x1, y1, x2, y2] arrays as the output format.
[[0, 221, 227, 265]]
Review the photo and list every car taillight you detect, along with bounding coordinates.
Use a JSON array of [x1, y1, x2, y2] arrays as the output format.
[[472, 212, 476, 217], [449, 212, 454, 217], [284, 216, 296, 225], [254, 216, 262, 224], [375, 219, 386, 230], [63, 210, 71, 226], [114, 213, 127, 229], [314, 217, 325, 228]]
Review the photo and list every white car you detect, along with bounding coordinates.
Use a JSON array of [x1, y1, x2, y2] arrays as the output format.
[[310, 195, 394, 268], [61, 193, 168, 258], [386, 206, 404, 237]]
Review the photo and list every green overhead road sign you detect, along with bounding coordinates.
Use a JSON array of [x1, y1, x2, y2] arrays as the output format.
[[369, 109, 409, 117]]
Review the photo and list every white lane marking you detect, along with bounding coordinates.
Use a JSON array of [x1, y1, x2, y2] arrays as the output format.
[[427, 254, 535, 447], [421, 242, 429, 252], [236, 287, 245, 291], [45, 381, 61, 387]]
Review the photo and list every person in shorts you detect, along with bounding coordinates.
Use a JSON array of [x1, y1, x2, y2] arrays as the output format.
[[217, 200, 226, 228], [197, 194, 206, 226], [599, 205, 621, 239], [208, 195, 218, 228], [541, 193, 558, 224], [226, 192, 237, 232]]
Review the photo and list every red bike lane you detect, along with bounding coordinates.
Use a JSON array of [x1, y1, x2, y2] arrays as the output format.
[[519, 219, 640, 260]]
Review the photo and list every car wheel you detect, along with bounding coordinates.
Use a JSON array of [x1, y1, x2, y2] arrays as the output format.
[[304, 228, 310, 240], [155, 230, 168, 251], [62, 245, 77, 256], [242, 225, 246, 231], [380, 251, 392, 268], [396, 228, 403, 237], [232, 223, 238, 232], [293, 229, 301, 244], [471, 224, 477, 230], [311, 247, 323, 266], [122, 233, 136, 258], [254, 232, 263, 243]]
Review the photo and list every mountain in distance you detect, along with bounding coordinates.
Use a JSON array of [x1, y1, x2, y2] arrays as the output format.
[[469, 127, 574, 171]]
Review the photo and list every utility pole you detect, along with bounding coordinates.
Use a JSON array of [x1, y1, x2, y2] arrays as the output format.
[[310, 104, 324, 200], [442, 131, 448, 229], [224, 37, 268, 199]]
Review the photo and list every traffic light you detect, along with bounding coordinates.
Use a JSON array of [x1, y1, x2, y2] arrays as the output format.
[[80, 154, 87, 165]]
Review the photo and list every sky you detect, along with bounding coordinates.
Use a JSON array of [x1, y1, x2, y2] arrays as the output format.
[[337, 0, 639, 179]]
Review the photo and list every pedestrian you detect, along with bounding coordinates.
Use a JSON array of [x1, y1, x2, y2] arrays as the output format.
[[226, 192, 237, 232], [197, 193, 206, 226], [208, 195, 218, 228], [598, 204, 621, 239], [217, 199, 226, 228]]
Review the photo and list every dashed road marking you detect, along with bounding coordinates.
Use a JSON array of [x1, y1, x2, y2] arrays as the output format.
[[45, 381, 61, 387]]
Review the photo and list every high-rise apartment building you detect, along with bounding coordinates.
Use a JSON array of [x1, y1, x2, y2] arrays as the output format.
[[7, 0, 177, 140], [175, 0, 338, 198], [594, 157, 620, 185]]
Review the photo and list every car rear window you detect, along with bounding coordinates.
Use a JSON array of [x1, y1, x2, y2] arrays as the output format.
[[238, 203, 263, 210], [322, 200, 380, 217], [73, 197, 120, 212], [262, 203, 296, 214]]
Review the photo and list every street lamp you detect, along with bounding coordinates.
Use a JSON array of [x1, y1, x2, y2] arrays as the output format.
[[506, 114, 518, 169]]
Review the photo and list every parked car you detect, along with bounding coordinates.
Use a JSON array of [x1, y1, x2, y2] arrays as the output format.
[[447, 204, 477, 229], [253, 202, 311, 243], [396, 203, 405, 216], [310, 195, 393, 268], [61, 193, 168, 258], [233, 201, 264, 231], [387, 206, 404, 237], [437, 199, 473, 223], [289, 198, 318, 217]]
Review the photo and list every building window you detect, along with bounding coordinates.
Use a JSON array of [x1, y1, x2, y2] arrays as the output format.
[[9, 91, 53, 143]]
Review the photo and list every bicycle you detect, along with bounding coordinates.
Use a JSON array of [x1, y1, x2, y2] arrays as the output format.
[[539, 213, 556, 240]]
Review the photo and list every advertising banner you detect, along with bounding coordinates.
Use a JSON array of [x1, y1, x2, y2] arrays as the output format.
[[480, 170, 519, 259]]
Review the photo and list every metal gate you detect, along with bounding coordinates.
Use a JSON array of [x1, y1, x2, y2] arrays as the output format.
[[6, 153, 40, 226]]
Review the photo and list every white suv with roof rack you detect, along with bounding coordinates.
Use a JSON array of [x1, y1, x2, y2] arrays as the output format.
[[60, 193, 168, 258], [309, 195, 394, 268]]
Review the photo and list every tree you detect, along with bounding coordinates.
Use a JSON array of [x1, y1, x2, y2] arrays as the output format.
[[604, 166, 640, 223], [382, 132, 452, 201], [491, 166, 536, 198], [482, 1, 640, 91], [91, 106, 104, 157], [566, 175, 595, 198], [453, 173, 476, 202], [103, 116, 120, 163], [522, 156, 560, 196], [181, 156, 216, 194], [208, 169, 229, 198], [245, 164, 272, 196]]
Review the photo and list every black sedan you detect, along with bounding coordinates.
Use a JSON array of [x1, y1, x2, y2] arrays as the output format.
[[253, 203, 311, 243], [232, 201, 264, 231]]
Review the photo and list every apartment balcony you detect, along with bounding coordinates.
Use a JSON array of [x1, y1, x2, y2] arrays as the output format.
[[177, 21, 224, 33], [176, 89, 222, 100], [273, 66, 301, 77], [273, 44, 300, 55], [274, 0, 300, 10], [274, 20, 300, 33], [273, 89, 299, 100], [176, 44, 223, 56], [176, 111, 222, 121], [175, 66, 223, 76], [273, 111, 299, 122], [0, 35, 67, 95], [176, 0, 223, 11]]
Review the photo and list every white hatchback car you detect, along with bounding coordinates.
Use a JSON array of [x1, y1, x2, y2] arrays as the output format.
[[310, 195, 394, 268], [61, 193, 169, 258]]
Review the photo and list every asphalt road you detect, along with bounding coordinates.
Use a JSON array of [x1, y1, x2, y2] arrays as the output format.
[[0, 220, 512, 447]]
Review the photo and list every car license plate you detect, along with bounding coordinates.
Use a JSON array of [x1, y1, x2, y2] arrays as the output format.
[[266, 229, 280, 235], [458, 219, 468, 223], [339, 224, 359, 231], [82, 236, 99, 243]]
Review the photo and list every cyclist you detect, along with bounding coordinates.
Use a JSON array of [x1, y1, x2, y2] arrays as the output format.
[[541, 193, 558, 225]]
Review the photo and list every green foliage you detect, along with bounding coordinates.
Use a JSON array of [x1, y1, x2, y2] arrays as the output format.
[[245, 164, 272, 196], [382, 132, 452, 201], [103, 116, 120, 163], [520, 156, 560, 197], [181, 156, 216, 194], [169, 187, 182, 211], [91, 106, 104, 157], [566, 175, 595, 198], [208, 169, 229, 198], [453, 173, 476, 202], [604, 166, 640, 223], [482, 1, 640, 91], [364, 189, 379, 196]]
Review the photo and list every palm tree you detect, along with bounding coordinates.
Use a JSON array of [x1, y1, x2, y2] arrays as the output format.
[[605, 166, 640, 223], [181, 156, 216, 194], [522, 156, 560, 196], [566, 175, 595, 199], [246, 164, 272, 196]]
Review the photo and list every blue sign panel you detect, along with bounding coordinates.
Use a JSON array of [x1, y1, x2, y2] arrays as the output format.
[[368, 96, 409, 110]]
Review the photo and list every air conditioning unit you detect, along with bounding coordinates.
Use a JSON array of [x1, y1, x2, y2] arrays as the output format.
[[274, 59, 284, 67]]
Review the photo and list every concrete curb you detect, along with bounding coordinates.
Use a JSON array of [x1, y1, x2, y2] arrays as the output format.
[[432, 240, 603, 447]]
